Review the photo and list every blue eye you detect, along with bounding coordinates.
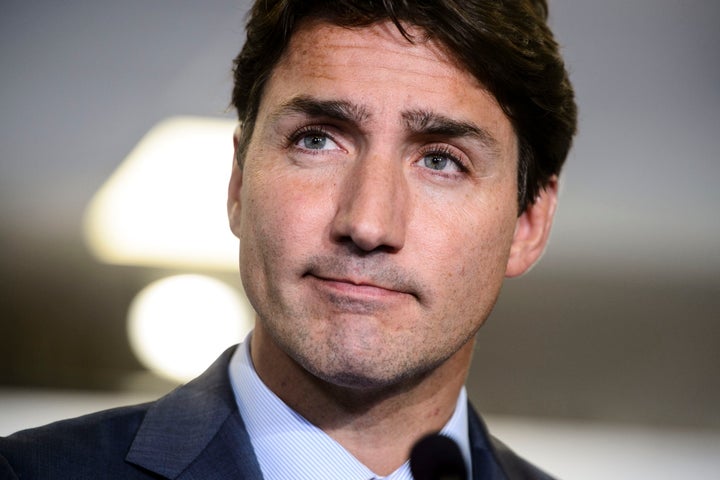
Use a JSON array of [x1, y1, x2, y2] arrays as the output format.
[[302, 134, 328, 150], [292, 128, 341, 152], [423, 154, 450, 171], [418, 149, 464, 173]]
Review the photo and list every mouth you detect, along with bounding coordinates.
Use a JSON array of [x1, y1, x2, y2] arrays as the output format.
[[302, 257, 423, 306], [304, 272, 418, 304], [312, 275, 403, 295]]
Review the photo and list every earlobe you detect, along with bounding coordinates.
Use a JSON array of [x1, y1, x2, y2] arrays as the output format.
[[505, 177, 559, 278], [227, 125, 243, 238]]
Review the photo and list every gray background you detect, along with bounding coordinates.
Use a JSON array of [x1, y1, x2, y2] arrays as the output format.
[[2, 0, 719, 430]]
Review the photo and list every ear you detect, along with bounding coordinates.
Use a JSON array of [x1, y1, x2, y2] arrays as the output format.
[[227, 125, 243, 239], [505, 177, 559, 278]]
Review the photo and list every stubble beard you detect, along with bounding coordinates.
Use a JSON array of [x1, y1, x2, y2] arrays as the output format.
[[257, 296, 470, 397]]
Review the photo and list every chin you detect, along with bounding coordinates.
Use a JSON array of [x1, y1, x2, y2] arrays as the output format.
[[299, 350, 439, 393]]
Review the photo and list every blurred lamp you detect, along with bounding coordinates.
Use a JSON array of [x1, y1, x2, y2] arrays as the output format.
[[128, 275, 252, 383], [83, 116, 238, 270], [84, 116, 254, 382]]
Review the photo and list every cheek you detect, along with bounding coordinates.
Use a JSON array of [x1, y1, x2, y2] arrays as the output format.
[[413, 195, 517, 307], [240, 168, 330, 269], [420, 193, 516, 262]]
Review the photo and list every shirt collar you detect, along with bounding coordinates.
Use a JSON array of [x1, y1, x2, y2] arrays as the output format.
[[229, 333, 471, 480]]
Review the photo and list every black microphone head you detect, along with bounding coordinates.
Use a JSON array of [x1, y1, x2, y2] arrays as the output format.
[[409, 433, 467, 480]]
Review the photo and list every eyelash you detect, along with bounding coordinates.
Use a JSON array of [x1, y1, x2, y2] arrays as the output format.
[[286, 125, 334, 150], [417, 144, 469, 173], [286, 126, 469, 174]]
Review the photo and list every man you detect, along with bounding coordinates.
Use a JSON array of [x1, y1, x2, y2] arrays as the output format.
[[0, 1, 576, 479]]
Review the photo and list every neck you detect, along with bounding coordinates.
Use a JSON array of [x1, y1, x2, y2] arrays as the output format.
[[250, 326, 474, 475]]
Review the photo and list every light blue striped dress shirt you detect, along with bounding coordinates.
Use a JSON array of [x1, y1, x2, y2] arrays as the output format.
[[228, 334, 472, 480]]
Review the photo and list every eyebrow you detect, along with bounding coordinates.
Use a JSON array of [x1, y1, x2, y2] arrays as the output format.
[[269, 95, 502, 157], [270, 95, 370, 125], [401, 109, 501, 155]]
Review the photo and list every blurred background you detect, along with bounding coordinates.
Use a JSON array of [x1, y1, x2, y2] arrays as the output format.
[[1, 0, 719, 478]]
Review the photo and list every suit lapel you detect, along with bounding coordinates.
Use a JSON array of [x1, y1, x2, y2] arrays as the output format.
[[467, 403, 508, 480], [468, 403, 556, 480], [176, 411, 263, 480], [125, 346, 263, 479], [122, 349, 546, 479]]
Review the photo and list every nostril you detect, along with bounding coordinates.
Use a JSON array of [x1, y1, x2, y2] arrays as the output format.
[[329, 158, 409, 253], [331, 214, 406, 254], [335, 234, 401, 256], [350, 224, 389, 252]]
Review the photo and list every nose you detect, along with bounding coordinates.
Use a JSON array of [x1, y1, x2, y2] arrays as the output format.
[[330, 152, 409, 252]]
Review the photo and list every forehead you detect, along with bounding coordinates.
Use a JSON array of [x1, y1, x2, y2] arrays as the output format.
[[275, 19, 479, 97], [256, 20, 515, 153]]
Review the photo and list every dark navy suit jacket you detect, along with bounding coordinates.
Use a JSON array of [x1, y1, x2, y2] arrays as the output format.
[[0, 347, 555, 479]]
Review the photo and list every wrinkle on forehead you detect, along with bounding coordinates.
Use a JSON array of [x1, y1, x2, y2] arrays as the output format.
[[274, 19, 508, 126], [282, 19, 462, 81]]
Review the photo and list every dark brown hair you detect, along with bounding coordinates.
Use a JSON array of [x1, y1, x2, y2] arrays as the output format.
[[232, 0, 577, 211]]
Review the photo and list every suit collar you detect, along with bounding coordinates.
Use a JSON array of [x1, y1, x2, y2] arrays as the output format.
[[124, 346, 544, 480], [468, 403, 509, 480], [125, 346, 263, 479], [468, 404, 555, 480]]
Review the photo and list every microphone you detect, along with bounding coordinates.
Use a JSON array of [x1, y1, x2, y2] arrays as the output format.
[[409, 433, 467, 480]]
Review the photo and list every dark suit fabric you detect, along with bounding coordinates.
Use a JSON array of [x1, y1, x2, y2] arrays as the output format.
[[0, 347, 555, 479]]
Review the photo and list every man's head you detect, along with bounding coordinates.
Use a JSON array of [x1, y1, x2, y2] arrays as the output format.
[[232, 0, 577, 212], [227, 1, 576, 392]]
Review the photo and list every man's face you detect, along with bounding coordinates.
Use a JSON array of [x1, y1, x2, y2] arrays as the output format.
[[229, 20, 549, 389]]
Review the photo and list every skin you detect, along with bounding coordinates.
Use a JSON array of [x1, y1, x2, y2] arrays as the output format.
[[227, 20, 558, 475]]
